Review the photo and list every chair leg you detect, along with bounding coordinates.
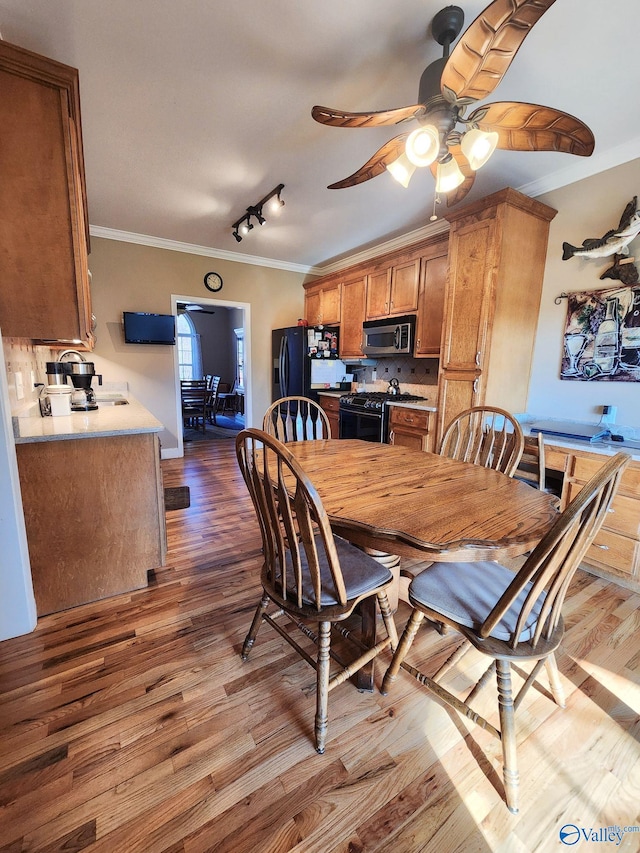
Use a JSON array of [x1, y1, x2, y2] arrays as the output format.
[[376, 589, 398, 651], [315, 621, 331, 754], [496, 659, 519, 814], [241, 592, 270, 660], [544, 653, 566, 708], [381, 608, 425, 695]]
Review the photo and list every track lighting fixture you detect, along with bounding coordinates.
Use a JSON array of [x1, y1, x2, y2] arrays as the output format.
[[231, 183, 285, 242]]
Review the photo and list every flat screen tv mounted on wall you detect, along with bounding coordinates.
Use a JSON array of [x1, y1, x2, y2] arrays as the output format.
[[123, 312, 176, 345]]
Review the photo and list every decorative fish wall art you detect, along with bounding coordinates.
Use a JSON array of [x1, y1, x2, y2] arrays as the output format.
[[562, 196, 640, 262]]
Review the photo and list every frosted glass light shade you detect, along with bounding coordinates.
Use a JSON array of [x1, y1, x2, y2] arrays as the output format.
[[405, 125, 439, 167], [461, 128, 498, 170], [435, 156, 465, 193], [386, 153, 416, 188]]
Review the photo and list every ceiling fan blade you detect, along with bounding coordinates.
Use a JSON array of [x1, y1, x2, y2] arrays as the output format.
[[441, 0, 557, 104], [468, 101, 595, 156], [327, 132, 410, 189], [429, 145, 475, 206], [312, 104, 423, 128]]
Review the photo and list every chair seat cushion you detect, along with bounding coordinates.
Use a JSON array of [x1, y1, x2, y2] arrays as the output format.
[[284, 536, 393, 607], [409, 560, 544, 642]]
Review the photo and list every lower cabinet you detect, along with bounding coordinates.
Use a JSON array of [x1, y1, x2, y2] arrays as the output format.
[[17, 433, 166, 615], [547, 444, 640, 591], [318, 393, 340, 438], [388, 406, 435, 453]]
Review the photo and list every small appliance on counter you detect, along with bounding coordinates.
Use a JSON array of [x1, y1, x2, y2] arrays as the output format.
[[57, 350, 102, 411], [529, 420, 610, 443]]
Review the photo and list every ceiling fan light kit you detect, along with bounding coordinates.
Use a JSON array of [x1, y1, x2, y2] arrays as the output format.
[[312, 0, 595, 207], [231, 183, 284, 242]]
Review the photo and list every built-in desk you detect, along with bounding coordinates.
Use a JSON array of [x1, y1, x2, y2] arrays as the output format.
[[13, 398, 167, 615], [527, 431, 640, 592]]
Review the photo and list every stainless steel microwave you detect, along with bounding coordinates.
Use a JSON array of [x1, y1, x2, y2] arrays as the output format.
[[362, 315, 415, 357]]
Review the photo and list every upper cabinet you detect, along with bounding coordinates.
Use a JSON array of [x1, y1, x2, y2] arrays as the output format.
[[436, 188, 556, 438], [0, 40, 93, 347], [415, 237, 448, 357], [304, 279, 341, 327], [339, 274, 367, 358], [365, 257, 420, 320]]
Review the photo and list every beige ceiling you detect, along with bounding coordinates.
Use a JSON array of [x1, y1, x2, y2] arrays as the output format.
[[1, 0, 639, 272]]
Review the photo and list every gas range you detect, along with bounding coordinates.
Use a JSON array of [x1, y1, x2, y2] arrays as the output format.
[[338, 391, 427, 442], [339, 391, 426, 412]]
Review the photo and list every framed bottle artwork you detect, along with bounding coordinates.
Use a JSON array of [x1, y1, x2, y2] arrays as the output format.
[[561, 284, 640, 382]]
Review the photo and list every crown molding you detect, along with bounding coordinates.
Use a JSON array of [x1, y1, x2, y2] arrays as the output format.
[[519, 137, 640, 199], [88, 226, 320, 275]]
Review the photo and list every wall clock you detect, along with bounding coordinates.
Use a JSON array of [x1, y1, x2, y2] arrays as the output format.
[[204, 271, 223, 292]]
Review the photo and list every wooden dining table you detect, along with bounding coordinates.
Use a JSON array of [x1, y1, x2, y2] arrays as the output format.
[[284, 438, 560, 690]]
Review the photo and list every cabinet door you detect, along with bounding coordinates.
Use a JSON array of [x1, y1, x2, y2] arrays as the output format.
[[436, 371, 482, 442], [416, 244, 447, 357], [366, 269, 392, 319], [441, 218, 495, 372], [390, 259, 420, 315], [305, 289, 322, 326], [0, 41, 92, 344], [305, 282, 341, 326], [318, 395, 340, 438], [340, 275, 366, 357]]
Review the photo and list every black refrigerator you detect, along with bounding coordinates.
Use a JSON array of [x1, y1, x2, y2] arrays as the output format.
[[271, 325, 340, 402]]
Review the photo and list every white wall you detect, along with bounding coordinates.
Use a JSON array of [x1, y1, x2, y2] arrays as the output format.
[[529, 159, 640, 428], [0, 335, 37, 641], [87, 237, 308, 453]]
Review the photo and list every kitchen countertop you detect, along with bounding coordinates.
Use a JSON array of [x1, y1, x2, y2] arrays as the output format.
[[13, 396, 163, 444]]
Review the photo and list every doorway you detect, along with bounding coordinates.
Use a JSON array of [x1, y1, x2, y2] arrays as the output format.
[[171, 294, 251, 457]]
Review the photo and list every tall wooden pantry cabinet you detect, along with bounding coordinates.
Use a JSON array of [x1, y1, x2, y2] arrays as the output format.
[[436, 188, 556, 438]]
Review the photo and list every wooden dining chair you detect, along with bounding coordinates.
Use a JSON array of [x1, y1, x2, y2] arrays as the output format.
[[263, 395, 331, 442], [236, 428, 398, 754], [438, 406, 525, 477], [181, 379, 208, 433], [515, 431, 546, 490], [217, 379, 239, 415], [382, 451, 630, 814], [205, 374, 221, 424]]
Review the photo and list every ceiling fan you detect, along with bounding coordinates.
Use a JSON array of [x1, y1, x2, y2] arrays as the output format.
[[312, 0, 595, 206], [177, 302, 216, 315]]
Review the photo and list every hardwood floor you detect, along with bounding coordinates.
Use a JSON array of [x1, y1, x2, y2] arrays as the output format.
[[1, 440, 639, 852]]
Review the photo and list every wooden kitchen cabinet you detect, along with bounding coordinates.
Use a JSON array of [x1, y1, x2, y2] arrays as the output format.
[[388, 405, 435, 453], [365, 257, 420, 320], [17, 433, 166, 615], [305, 280, 341, 326], [552, 448, 640, 590], [340, 274, 367, 357], [415, 237, 448, 357], [318, 393, 341, 437], [437, 189, 556, 441], [0, 40, 93, 347]]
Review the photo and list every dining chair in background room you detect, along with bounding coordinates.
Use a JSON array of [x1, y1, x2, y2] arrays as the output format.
[[216, 380, 239, 415], [205, 374, 221, 424], [438, 405, 525, 476], [263, 395, 331, 442], [181, 379, 209, 433], [235, 427, 398, 754], [382, 451, 630, 814]]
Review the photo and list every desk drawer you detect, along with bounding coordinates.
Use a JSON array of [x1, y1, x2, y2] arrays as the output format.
[[583, 528, 638, 578], [389, 407, 430, 431], [566, 483, 640, 538], [569, 455, 640, 496]]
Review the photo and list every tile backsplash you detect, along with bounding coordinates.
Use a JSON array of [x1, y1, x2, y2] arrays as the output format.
[[352, 356, 439, 398], [2, 338, 56, 416]]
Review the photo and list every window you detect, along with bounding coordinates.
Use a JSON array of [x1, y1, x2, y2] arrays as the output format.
[[234, 327, 244, 391], [177, 313, 202, 380]]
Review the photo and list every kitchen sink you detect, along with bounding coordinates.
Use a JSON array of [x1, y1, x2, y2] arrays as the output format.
[[97, 398, 129, 406]]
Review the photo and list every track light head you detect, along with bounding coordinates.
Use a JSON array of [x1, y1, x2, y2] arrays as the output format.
[[231, 184, 285, 241]]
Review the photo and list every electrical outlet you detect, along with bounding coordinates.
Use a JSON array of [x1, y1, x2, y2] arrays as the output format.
[[15, 371, 24, 400], [601, 405, 617, 425], [371, 369, 377, 381]]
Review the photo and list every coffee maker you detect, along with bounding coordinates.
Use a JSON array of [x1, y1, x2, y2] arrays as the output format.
[[55, 351, 102, 411]]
